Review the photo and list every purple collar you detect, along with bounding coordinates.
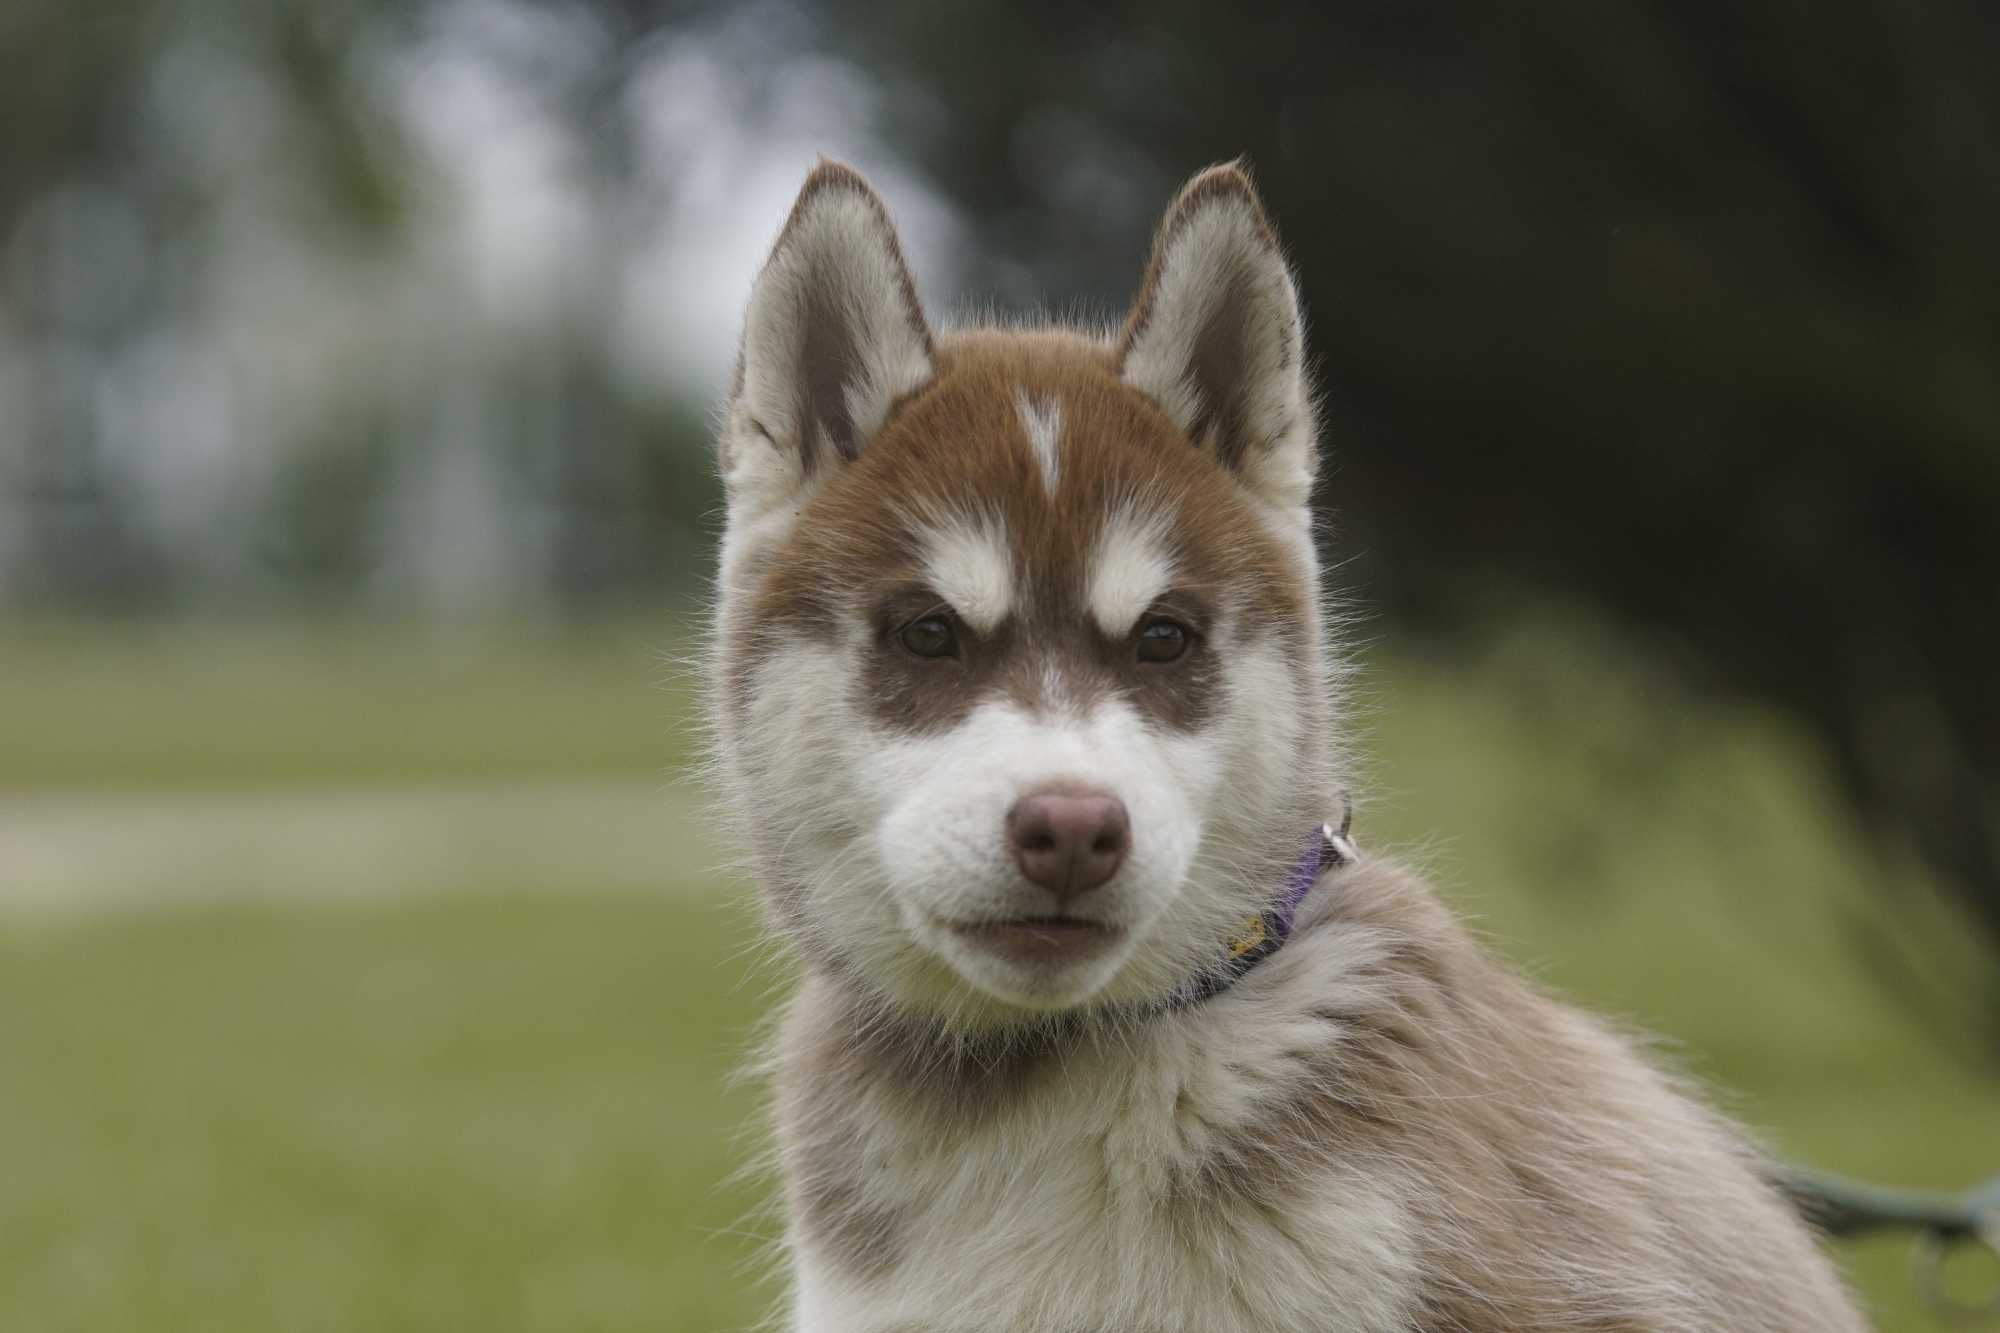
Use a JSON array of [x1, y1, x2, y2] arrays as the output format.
[[1169, 806, 1358, 1008]]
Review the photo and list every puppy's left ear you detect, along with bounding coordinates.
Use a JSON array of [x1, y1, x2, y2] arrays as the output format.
[[1118, 163, 1315, 511]]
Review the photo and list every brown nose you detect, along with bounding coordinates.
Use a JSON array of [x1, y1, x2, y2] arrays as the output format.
[[1006, 789, 1130, 901]]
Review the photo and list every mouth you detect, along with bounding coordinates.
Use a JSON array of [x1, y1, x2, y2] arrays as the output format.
[[948, 916, 1123, 966]]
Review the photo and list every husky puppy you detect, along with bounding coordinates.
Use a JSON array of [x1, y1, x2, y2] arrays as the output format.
[[708, 160, 1865, 1332]]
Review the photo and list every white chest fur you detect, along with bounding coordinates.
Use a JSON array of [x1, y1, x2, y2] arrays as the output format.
[[779, 937, 1423, 1333], [794, 1163, 1415, 1333]]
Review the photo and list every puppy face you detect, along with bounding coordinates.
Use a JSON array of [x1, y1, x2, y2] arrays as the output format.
[[713, 165, 1336, 1024]]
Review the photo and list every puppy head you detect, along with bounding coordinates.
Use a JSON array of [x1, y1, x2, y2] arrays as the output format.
[[713, 162, 1340, 1024]]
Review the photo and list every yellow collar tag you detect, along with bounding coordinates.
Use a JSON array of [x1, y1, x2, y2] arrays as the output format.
[[1225, 915, 1267, 959]]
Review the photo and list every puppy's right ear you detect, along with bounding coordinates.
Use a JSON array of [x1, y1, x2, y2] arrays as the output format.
[[722, 162, 935, 514]]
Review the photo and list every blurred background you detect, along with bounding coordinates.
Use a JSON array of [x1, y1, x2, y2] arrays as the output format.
[[2, 1, 1995, 1328]]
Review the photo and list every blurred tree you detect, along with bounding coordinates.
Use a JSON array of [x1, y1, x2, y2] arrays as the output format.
[[1, 1, 169, 605], [0, 0, 724, 614], [793, 0, 2000, 988]]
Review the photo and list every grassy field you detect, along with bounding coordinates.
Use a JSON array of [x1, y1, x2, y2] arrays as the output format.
[[1, 616, 1994, 1331]]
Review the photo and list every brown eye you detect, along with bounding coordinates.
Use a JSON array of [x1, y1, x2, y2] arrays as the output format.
[[899, 614, 958, 659], [1135, 617, 1190, 664]]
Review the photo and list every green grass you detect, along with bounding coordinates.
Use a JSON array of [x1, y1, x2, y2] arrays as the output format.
[[0, 893, 777, 1333], [1, 615, 1994, 1331]]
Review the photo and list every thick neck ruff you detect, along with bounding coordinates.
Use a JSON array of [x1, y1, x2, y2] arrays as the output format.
[[1169, 807, 1359, 1008]]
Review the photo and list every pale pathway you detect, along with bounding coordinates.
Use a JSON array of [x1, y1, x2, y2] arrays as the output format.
[[0, 778, 725, 917]]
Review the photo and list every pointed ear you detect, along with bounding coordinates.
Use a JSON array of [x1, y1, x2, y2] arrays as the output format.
[[723, 162, 934, 510], [1118, 163, 1316, 511]]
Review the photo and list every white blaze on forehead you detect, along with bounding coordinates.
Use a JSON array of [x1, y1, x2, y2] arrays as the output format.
[[919, 514, 1015, 632], [1088, 506, 1176, 636], [1015, 389, 1063, 494]]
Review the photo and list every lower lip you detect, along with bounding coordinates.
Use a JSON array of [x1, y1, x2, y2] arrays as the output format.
[[951, 919, 1121, 966]]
